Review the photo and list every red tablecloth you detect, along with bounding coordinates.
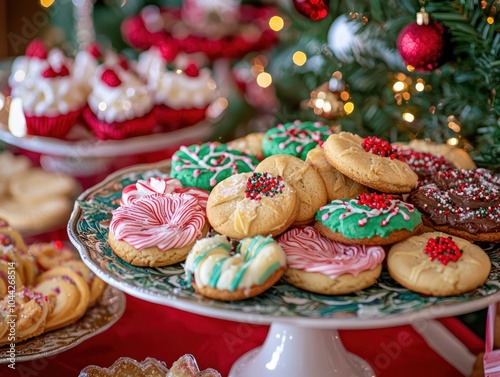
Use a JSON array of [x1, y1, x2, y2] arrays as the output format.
[[3, 294, 484, 377]]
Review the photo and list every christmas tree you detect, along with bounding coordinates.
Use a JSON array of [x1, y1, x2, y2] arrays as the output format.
[[269, 0, 499, 170]]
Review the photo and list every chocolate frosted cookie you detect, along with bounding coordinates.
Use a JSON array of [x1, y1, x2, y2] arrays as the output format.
[[409, 168, 500, 242]]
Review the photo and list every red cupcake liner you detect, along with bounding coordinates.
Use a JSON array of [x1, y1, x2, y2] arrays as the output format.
[[154, 104, 208, 132], [25, 107, 83, 139], [83, 107, 157, 140]]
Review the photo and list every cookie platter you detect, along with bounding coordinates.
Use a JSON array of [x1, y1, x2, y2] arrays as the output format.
[[68, 160, 500, 328], [0, 285, 125, 363]]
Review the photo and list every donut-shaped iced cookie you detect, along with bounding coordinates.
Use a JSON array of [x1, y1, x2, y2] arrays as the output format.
[[109, 194, 208, 266], [255, 154, 327, 226], [315, 193, 423, 245], [409, 168, 500, 242], [323, 132, 418, 193], [278, 226, 385, 294], [206, 172, 299, 239], [262, 120, 333, 160], [387, 232, 490, 296], [171, 142, 261, 191], [185, 235, 286, 301], [120, 176, 209, 208], [306, 146, 368, 201]]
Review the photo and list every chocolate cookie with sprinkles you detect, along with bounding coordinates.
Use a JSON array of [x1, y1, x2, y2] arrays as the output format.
[[171, 142, 261, 191], [409, 168, 500, 242]]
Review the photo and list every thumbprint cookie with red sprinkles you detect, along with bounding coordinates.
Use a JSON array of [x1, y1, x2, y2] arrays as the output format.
[[322, 132, 418, 193], [315, 192, 422, 246], [409, 168, 500, 242], [387, 232, 490, 296], [206, 171, 299, 240]]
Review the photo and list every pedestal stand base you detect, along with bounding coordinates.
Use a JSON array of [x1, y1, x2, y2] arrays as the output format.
[[228, 322, 375, 377]]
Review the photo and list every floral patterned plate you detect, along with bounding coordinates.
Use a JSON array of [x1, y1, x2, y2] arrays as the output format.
[[0, 286, 125, 363], [68, 160, 500, 329]]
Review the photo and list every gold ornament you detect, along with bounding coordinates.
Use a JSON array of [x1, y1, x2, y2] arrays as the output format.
[[307, 82, 346, 119]]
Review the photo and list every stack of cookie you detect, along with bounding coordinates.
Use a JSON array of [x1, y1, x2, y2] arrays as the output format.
[[0, 221, 107, 346], [106, 120, 494, 300], [0, 151, 79, 234]]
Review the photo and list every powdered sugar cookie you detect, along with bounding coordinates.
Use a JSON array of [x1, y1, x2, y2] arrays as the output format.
[[305, 145, 368, 201], [109, 194, 208, 266], [206, 172, 299, 239], [323, 132, 418, 193], [387, 232, 490, 296], [315, 193, 423, 245], [185, 235, 286, 301], [278, 226, 385, 295], [171, 142, 260, 191], [255, 154, 327, 226]]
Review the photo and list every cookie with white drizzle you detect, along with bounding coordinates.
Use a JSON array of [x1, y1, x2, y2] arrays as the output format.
[[315, 192, 423, 245], [171, 142, 261, 191], [262, 120, 334, 160]]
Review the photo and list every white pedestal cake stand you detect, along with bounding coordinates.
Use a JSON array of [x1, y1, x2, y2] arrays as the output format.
[[67, 161, 500, 377]]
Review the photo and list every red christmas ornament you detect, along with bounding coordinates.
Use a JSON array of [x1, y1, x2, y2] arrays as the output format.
[[397, 21, 445, 71], [292, 0, 329, 21]]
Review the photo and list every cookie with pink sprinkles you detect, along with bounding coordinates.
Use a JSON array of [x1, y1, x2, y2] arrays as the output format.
[[171, 142, 261, 191], [278, 226, 385, 295]]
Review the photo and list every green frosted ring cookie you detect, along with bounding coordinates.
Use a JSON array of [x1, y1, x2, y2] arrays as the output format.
[[315, 193, 423, 245], [171, 142, 261, 191], [262, 120, 334, 160]]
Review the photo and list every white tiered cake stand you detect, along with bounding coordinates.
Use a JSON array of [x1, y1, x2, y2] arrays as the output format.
[[68, 161, 500, 377]]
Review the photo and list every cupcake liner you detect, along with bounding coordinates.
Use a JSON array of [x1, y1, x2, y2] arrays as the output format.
[[154, 104, 208, 132], [83, 107, 156, 140], [25, 107, 83, 139]]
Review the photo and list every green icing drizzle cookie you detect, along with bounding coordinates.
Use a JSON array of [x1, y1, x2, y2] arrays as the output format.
[[262, 120, 334, 160], [315, 193, 422, 239], [171, 143, 260, 191]]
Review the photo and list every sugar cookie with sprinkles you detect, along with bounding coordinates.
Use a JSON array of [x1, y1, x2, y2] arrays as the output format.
[[185, 234, 286, 301], [278, 226, 385, 295], [315, 193, 423, 245], [206, 171, 299, 239], [322, 132, 418, 193], [387, 232, 490, 296], [262, 120, 334, 160], [409, 168, 500, 242], [109, 193, 209, 266], [171, 142, 261, 191]]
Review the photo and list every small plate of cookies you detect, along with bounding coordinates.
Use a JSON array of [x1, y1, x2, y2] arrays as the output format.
[[69, 123, 500, 329], [0, 225, 125, 363]]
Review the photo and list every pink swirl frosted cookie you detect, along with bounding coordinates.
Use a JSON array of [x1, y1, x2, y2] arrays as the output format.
[[120, 177, 209, 209], [277, 226, 385, 294], [109, 193, 208, 266]]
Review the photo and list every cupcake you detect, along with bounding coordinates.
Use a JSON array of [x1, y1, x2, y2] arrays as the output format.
[[83, 66, 156, 140], [11, 50, 87, 138], [137, 46, 215, 131], [8, 39, 48, 91]]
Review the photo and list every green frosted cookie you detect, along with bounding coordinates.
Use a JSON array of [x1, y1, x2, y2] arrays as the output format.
[[262, 120, 334, 160], [171, 143, 260, 191], [315, 193, 422, 241]]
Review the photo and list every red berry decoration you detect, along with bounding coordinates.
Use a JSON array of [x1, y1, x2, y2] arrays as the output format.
[[118, 54, 129, 70], [101, 68, 122, 87], [42, 64, 70, 78], [26, 39, 47, 59], [87, 43, 102, 58], [0, 233, 12, 247], [184, 63, 200, 78], [397, 21, 445, 71], [292, 0, 329, 21], [357, 193, 394, 210], [362, 136, 401, 160], [158, 42, 178, 63], [424, 236, 462, 265]]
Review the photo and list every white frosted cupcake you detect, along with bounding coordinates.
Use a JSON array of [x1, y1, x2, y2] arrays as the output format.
[[83, 66, 155, 140], [11, 49, 87, 138]]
